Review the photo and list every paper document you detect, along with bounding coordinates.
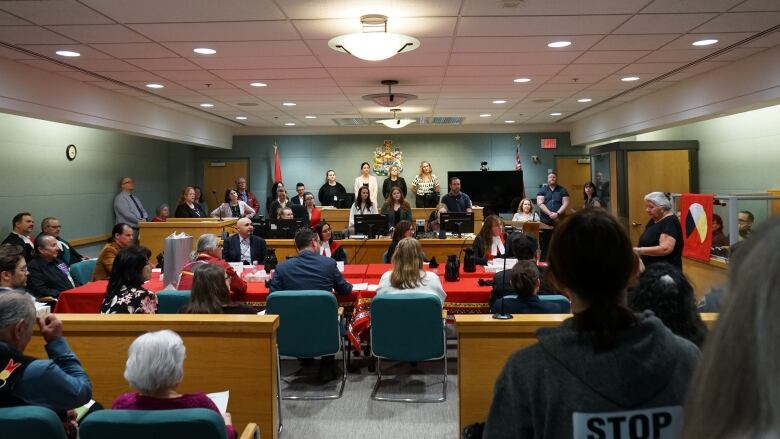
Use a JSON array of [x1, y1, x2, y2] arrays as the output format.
[[352, 283, 369, 290], [207, 390, 229, 414], [367, 284, 379, 292], [34, 302, 49, 318]]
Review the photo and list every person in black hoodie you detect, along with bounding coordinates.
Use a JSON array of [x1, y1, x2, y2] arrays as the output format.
[[484, 209, 700, 438]]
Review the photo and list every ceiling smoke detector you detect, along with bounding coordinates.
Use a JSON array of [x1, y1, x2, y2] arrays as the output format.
[[362, 80, 418, 107]]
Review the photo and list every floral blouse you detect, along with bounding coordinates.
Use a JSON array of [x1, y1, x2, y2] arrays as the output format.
[[100, 285, 157, 314]]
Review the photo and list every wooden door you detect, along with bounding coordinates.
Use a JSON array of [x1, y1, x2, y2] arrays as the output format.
[[555, 157, 591, 211], [203, 160, 249, 208], [627, 150, 690, 245]]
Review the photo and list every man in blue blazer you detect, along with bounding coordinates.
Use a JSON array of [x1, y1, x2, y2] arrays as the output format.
[[222, 218, 267, 264]]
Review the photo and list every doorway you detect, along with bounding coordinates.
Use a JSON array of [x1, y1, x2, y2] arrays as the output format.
[[203, 160, 250, 209], [555, 156, 591, 211]]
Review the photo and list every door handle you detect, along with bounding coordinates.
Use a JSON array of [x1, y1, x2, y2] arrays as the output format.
[[631, 221, 641, 227]]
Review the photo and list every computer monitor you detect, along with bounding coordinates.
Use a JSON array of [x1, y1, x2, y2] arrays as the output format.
[[335, 193, 355, 209], [266, 218, 307, 239], [353, 214, 389, 237], [440, 212, 474, 235]]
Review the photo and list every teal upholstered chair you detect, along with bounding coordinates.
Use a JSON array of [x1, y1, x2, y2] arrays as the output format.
[[80, 408, 228, 439], [0, 406, 67, 439], [539, 294, 571, 313], [369, 293, 447, 402], [69, 259, 97, 285], [156, 290, 191, 314], [266, 290, 346, 400]]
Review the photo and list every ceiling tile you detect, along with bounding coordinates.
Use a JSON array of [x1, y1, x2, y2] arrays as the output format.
[[446, 65, 565, 76], [548, 74, 610, 84], [693, 12, 780, 32], [90, 42, 179, 58], [731, 0, 780, 11], [47, 24, 149, 43], [453, 35, 602, 52], [276, 0, 462, 19], [315, 50, 450, 68], [639, 49, 715, 63], [574, 50, 649, 63], [95, 70, 165, 81], [20, 44, 113, 59], [450, 51, 582, 65], [458, 15, 631, 36], [659, 32, 755, 50], [126, 57, 201, 70], [0, 25, 75, 44], [0, 0, 113, 25], [191, 55, 322, 70], [663, 61, 729, 80], [155, 70, 222, 81], [162, 40, 313, 58], [462, 0, 647, 15], [128, 21, 299, 42], [710, 46, 766, 61], [618, 62, 686, 74], [559, 63, 624, 75], [211, 68, 331, 80], [640, 0, 743, 13], [590, 34, 679, 50], [293, 17, 457, 39], [612, 13, 716, 34], [19, 59, 72, 72], [64, 58, 141, 71], [741, 30, 780, 48], [0, 10, 31, 25], [80, 0, 285, 22], [0, 45, 36, 59]]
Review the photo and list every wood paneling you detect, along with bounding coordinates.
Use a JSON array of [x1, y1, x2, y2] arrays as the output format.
[[138, 219, 237, 264], [555, 157, 591, 211], [683, 256, 728, 299], [203, 160, 249, 207], [320, 207, 484, 234]]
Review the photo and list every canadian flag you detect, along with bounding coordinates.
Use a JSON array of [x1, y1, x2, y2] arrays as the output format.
[[273, 142, 283, 183]]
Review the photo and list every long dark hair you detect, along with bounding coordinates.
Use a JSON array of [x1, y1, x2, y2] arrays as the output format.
[[316, 222, 333, 244], [181, 264, 230, 314], [477, 215, 503, 256], [354, 186, 373, 210], [224, 188, 238, 203], [107, 245, 151, 295], [583, 181, 597, 201], [547, 209, 637, 351], [629, 262, 707, 347]]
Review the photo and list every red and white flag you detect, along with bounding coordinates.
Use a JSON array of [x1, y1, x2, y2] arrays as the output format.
[[273, 142, 283, 183], [680, 193, 715, 261], [515, 145, 523, 171]]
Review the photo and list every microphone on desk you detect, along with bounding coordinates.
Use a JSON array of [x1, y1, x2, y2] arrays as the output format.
[[492, 234, 513, 320]]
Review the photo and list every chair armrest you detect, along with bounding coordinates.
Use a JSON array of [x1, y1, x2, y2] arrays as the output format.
[[240, 422, 260, 439]]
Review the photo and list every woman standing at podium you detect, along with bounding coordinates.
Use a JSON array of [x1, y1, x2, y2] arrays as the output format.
[[174, 187, 206, 218], [411, 161, 440, 208], [318, 170, 346, 207], [354, 162, 379, 207]]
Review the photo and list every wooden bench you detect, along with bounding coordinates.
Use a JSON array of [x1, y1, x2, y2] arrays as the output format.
[[27, 314, 279, 439], [455, 313, 719, 433]]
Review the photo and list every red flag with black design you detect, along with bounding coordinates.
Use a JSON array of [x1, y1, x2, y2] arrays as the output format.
[[680, 193, 715, 261]]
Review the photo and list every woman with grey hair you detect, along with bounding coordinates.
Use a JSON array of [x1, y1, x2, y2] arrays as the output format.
[[176, 233, 246, 296], [112, 330, 235, 438], [634, 191, 683, 269]]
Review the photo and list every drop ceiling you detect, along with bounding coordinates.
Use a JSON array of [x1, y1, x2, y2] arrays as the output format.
[[0, 0, 778, 131]]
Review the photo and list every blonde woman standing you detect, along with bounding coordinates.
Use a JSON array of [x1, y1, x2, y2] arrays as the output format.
[[410, 161, 440, 208]]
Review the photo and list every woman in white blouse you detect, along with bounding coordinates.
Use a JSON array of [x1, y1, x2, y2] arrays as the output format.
[[410, 160, 440, 208], [348, 186, 377, 229], [512, 198, 540, 222], [354, 162, 379, 207], [210, 188, 256, 218], [377, 237, 446, 304]]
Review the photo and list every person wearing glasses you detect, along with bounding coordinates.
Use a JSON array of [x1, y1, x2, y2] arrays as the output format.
[[113, 177, 147, 234]]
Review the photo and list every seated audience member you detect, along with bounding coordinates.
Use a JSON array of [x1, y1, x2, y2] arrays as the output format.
[[377, 238, 446, 304], [151, 204, 169, 222], [426, 203, 448, 233], [471, 215, 506, 265], [629, 262, 707, 348], [2, 212, 35, 261], [682, 217, 780, 437], [174, 186, 206, 218], [100, 246, 157, 314], [235, 176, 260, 212], [512, 198, 539, 222], [268, 186, 290, 219], [380, 187, 413, 228], [39, 217, 87, 267], [386, 220, 413, 262], [112, 330, 235, 438], [483, 209, 700, 438], [269, 228, 352, 382], [93, 223, 135, 281], [711, 213, 729, 257], [489, 233, 542, 306], [193, 186, 208, 214], [26, 235, 76, 299], [738, 209, 754, 240], [304, 192, 321, 228], [177, 234, 246, 296], [222, 218, 267, 265], [490, 260, 568, 314], [210, 189, 256, 219], [0, 292, 92, 420], [180, 264, 255, 315], [0, 244, 28, 293], [278, 206, 294, 219], [316, 222, 347, 263]]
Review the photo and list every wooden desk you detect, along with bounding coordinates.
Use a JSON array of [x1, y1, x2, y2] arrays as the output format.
[[266, 237, 474, 264], [320, 207, 484, 233], [455, 313, 719, 432], [28, 314, 280, 438], [683, 256, 728, 299], [139, 219, 237, 263]]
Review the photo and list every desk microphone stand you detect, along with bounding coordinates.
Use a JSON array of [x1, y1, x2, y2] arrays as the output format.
[[492, 246, 513, 320]]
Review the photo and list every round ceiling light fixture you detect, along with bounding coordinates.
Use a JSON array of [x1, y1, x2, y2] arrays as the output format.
[[362, 80, 418, 107], [376, 108, 415, 129], [328, 14, 420, 61]]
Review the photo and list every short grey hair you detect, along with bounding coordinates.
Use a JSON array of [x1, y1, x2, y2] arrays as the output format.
[[196, 234, 219, 253], [0, 291, 36, 337], [644, 192, 672, 211], [124, 330, 186, 394]]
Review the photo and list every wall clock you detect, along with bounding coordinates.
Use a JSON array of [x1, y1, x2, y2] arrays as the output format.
[[66, 144, 77, 161]]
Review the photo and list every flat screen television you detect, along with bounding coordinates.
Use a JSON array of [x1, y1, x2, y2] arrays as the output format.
[[353, 214, 389, 237], [440, 212, 474, 235], [447, 171, 524, 216], [266, 218, 307, 239]]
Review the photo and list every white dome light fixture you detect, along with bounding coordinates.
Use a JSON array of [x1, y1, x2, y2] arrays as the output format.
[[362, 80, 418, 107], [376, 108, 415, 129], [328, 14, 420, 62]]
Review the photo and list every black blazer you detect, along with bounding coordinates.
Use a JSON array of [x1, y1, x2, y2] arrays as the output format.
[[2, 233, 34, 261], [27, 257, 75, 298], [174, 203, 206, 218], [222, 234, 267, 264]]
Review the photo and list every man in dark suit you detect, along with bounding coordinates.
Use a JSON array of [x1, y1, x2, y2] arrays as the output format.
[[2, 212, 35, 261], [38, 217, 88, 267], [222, 217, 267, 264], [269, 228, 352, 382], [290, 182, 306, 206], [26, 234, 75, 299]]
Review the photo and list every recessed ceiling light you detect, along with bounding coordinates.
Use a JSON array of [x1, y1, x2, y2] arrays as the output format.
[[193, 48, 216, 55], [284, 122, 296, 126], [145, 83, 164, 89], [305, 115, 317, 119], [55, 50, 80, 57], [550, 112, 562, 116], [479, 114, 492, 117], [282, 102, 296, 106], [577, 98, 592, 103], [621, 76, 640, 82], [235, 116, 247, 120], [504, 120, 516, 124], [199, 103, 214, 108], [493, 100, 507, 104], [692, 39, 718, 46], [513, 77, 531, 83], [547, 41, 572, 48], [249, 82, 267, 87]]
